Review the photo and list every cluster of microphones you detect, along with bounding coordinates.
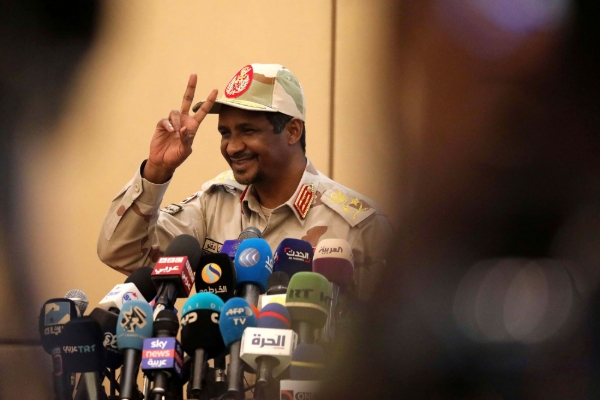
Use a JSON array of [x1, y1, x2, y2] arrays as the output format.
[[39, 227, 356, 400]]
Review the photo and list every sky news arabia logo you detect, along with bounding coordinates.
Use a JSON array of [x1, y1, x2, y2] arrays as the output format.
[[141, 337, 183, 375]]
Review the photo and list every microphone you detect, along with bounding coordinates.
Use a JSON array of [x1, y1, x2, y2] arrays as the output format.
[[313, 238, 355, 342], [39, 298, 79, 400], [220, 226, 262, 259], [220, 239, 241, 260], [289, 343, 325, 380], [233, 238, 273, 306], [313, 238, 354, 290], [195, 253, 237, 302], [144, 309, 183, 399], [61, 317, 105, 400], [151, 234, 201, 310], [116, 299, 154, 400], [238, 226, 262, 240], [273, 238, 314, 278], [125, 266, 158, 304], [89, 308, 123, 370], [285, 272, 332, 344], [98, 283, 147, 313], [64, 289, 89, 316], [240, 303, 296, 388], [261, 271, 290, 309], [180, 293, 225, 397], [267, 272, 290, 295], [280, 344, 325, 400], [219, 297, 258, 397]]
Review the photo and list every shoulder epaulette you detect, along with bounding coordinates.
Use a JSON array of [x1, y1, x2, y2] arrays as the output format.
[[321, 187, 377, 227], [160, 192, 200, 215], [201, 170, 246, 194]]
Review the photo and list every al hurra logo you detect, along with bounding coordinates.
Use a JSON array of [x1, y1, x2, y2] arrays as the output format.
[[225, 65, 253, 98]]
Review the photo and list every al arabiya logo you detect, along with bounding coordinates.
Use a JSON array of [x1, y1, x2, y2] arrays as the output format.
[[202, 263, 222, 283], [237, 248, 260, 268]]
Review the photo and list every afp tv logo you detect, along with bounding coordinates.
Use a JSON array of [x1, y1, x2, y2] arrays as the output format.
[[281, 391, 317, 400]]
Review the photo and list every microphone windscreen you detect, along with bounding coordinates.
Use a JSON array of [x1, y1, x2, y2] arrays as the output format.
[[64, 289, 89, 316], [153, 309, 180, 336], [313, 238, 354, 290], [164, 234, 202, 271], [39, 298, 78, 354], [267, 271, 290, 295], [234, 238, 273, 293], [61, 316, 105, 373], [125, 266, 157, 301], [257, 303, 291, 329], [219, 298, 257, 347], [181, 293, 225, 358], [238, 226, 262, 240], [220, 239, 242, 259], [116, 300, 153, 350], [286, 272, 331, 328], [290, 343, 326, 380], [273, 239, 314, 277], [195, 253, 237, 301], [89, 308, 123, 369]]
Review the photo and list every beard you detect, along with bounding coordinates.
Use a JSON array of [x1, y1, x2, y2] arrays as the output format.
[[230, 158, 264, 186]]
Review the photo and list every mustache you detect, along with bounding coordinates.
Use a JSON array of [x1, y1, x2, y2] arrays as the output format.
[[229, 153, 256, 161]]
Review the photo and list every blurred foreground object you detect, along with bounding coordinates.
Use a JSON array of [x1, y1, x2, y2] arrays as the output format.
[[0, 0, 100, 398], [327, 0, 600, 398]]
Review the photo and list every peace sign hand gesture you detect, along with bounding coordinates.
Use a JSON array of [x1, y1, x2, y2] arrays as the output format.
[[144, 74, 218, 184]]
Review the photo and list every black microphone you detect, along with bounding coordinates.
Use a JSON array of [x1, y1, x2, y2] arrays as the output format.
[[125, 266, 158, 302], [60, 317, 106, 400], [266, 272, 290, 296], [238, 226, 262, 240], [151, 234, 201, 310], [195, 253, 237, 302], [147, 309, 182, 400], [181, 293, 226, 398], [39, 298, 79, 400]]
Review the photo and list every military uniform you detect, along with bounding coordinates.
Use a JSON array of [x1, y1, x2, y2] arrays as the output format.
[[98, 63, 393, 301], [98, 158, 392, 301]]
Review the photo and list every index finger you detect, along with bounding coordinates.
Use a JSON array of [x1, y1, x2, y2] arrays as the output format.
[[181, 73, 197, 115], [193, 89, 218, 124]]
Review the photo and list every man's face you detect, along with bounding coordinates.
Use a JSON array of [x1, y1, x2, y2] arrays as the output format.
[[218, 106, 289, 185]]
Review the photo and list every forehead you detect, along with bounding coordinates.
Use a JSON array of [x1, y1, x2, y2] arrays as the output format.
[[217, 105, 270, 127]]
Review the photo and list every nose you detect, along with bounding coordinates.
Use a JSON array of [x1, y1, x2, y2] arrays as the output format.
[[224, 133, 245, 157]]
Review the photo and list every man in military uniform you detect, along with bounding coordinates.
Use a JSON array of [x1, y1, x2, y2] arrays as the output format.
[[97, 64, 392, 301]]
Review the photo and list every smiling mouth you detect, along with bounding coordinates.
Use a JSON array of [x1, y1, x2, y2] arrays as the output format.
[[230, 157, 255, 168]]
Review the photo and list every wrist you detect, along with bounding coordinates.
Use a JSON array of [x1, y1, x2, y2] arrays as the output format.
[[143, 159, 174, 184]]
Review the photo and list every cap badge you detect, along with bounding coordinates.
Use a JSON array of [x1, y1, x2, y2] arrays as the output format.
[[225, 65, 253, 98], [294, 184, 315, 220]]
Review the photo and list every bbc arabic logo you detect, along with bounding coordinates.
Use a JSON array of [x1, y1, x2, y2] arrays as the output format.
[[237, 248, 260, 268], [119, 305, 148, 332], [201, 263, 222, 283]]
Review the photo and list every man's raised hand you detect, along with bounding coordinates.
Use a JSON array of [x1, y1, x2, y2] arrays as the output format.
[[144, 74, 218, 184]]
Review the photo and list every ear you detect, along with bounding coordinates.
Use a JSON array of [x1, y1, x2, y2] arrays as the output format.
[[286, 118, 304, 146]]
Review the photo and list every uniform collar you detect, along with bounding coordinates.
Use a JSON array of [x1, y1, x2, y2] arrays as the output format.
[[240, 158, 321, 225]]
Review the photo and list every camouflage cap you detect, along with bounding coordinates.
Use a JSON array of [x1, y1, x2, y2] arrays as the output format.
[[192, 64, 306, 121]]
